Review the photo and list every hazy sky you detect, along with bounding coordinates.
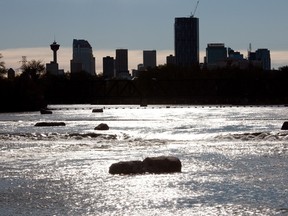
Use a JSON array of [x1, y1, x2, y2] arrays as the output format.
[[1, 0, 288, 71]]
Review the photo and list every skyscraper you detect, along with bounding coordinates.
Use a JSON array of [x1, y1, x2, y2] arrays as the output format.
[[115, 49, 130, 78], [70, 39, 96, 76], [205, 43, 227, 70], [255, 49, 271, 71], [206, 43, 227, 64], [143, 50, 157, 70], [174, 16, 199, 67], [103, 56, 115, 79]]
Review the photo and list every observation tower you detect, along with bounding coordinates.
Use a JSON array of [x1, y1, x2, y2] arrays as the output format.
[[50, 41, 60, 63]]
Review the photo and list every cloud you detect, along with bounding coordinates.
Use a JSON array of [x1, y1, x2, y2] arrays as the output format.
[[1, 47, 287, 74]]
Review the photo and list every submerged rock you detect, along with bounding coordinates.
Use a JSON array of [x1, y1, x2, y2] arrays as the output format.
[[95, 123, 109, 130], [109, 156, 182, 175], [92, 108, 104, 113], [281, 122, 288, 130], [35, 122, 66, 127]]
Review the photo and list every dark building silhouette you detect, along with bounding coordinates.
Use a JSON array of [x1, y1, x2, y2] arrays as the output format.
[[206, 43, 227, 64], [205, 43, 228, 70], [115, 49, 130, 79], [143, 50, 157, 70], [228, 48, 244, 60], [248, 51, 256, 61], [249, 48, 271, 70], [70, 39, 96, 76], [255, 49, 271, 71], [166, 54, 176, 65], [174, 16, 199, 67], [103, 56, 115, 79]]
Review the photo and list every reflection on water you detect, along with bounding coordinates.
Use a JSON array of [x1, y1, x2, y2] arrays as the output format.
[[0, 105, 288, 215]]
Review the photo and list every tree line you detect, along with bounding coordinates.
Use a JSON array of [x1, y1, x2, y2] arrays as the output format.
[[1, 53, 288, 112]]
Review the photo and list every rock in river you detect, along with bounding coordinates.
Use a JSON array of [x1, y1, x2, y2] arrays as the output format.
[[142, 156, 182, 174], [35, 122, 66, 127], [281, 122, 288, 130], [92, 108, 104, 113], [109, 161, 144, 175], [109, 156, 182, 175], [95, 123, 109, 130]]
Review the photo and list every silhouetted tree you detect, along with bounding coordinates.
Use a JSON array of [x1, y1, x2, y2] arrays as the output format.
[[279, 66, 288, 73], [21, 59, 45, 80], [0, 53, 6, 77]]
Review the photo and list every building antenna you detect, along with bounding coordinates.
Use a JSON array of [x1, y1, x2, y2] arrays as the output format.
[[249, 43, 252, 52], [192, 0, 200, 17]]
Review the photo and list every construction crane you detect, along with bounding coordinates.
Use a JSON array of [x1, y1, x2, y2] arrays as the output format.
[[191, 0, 200, 17]]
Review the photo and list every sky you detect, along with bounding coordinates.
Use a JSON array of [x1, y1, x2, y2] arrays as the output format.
[[1, 0, 288, 73]]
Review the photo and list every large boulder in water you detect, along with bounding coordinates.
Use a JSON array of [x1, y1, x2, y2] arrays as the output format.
[[35, 122, 66, 127], [281, 122, 288, 130], [92, 108, 103, 113], [143, 156, 182, 174], [95, 123, 109, 130], [109, 156, 182, 175], [109, 161, 144, 175]]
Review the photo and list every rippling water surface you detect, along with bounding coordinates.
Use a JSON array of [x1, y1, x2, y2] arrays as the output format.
[[0, 105, 288, 215]]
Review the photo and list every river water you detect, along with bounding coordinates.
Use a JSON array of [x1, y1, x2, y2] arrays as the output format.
[[0, 105, 287, 215]]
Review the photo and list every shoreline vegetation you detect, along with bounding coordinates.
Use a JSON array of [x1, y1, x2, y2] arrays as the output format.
[[1, 65, 288, 112]]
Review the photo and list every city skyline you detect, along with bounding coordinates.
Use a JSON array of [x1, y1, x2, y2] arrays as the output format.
[[1, 0, 288, 72], [2, 43, 287, 74]]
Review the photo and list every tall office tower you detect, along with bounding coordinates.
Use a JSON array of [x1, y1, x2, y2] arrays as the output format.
[[206, 43, 227, 64], [255, 49, 271, 71], [115, 49, 129, 78], [103, 56, 115, 79], [143, 50, 157, 69], [174, 16, 199, 67], [70, 39, 96, 76]]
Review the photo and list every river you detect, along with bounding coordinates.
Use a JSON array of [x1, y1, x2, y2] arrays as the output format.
[[0, 105, 287, 215]]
